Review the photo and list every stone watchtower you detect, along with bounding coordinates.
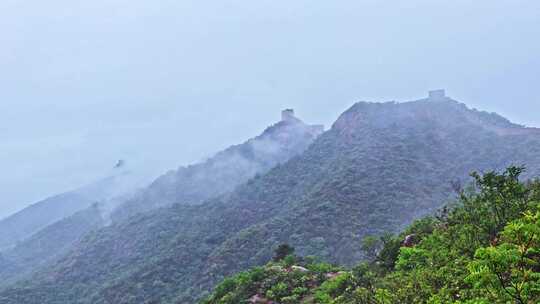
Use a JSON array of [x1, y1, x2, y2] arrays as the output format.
[[281, 109, 296, 122], [428, 89, 446, 100]]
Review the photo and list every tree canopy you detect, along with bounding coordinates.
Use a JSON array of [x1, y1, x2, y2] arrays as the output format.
[[204, 167, 540, 303]]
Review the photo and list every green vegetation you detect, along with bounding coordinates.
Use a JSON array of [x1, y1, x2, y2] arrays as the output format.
[[202, 245, 344, 304], [204, 167, 540, 303], [112, 117, 321, 222], [0, 204, 103, 288], [3, 100, 540, 304]]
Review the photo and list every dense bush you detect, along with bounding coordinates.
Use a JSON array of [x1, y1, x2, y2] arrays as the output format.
[[204, 167, 540, 303]]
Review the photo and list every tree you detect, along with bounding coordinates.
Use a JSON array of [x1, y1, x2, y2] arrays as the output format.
[[467, 209, 540, 303], [361, 236, 380, 261], [273, 244, 295, 262]]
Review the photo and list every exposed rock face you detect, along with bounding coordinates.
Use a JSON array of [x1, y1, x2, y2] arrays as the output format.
[[402, 234, 417, 247], [112, 111, 324, 222], [325, 271, 347, 280], [291, 265, 309, 272], [249, 294, 274, 304]]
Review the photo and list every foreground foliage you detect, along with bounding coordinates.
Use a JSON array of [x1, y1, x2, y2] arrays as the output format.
[[204, 167, 540, 303]]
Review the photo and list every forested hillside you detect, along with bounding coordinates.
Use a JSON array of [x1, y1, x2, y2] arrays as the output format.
[[203, 167, 540, 303], [0, 205, 103, 288], [2, 97, 540, 304], [0, 111, 321, 292], [112, 111, 323, 222], [0, 192, 95, 251], [0, 170, 145, 251]]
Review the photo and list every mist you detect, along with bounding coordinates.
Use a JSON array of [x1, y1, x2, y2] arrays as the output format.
[[1, 0, 539, 218]]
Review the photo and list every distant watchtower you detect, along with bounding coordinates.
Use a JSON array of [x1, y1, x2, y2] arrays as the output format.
[[281, 109, 296, 122], [428, 89, 446, 100]]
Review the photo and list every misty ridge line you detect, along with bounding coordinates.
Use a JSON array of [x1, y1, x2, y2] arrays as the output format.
[[2, 0, 540, 224], [0, 1, 538, 302], [3, 89, 535, 226], [2, 91, 540, 303], [1, 89, 534, 232], [0, 107, 326, 292], [110, 109, 324, 221], [0, 108, 322, 252]]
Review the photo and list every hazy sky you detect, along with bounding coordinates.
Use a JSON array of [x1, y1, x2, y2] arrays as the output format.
[[1, 0, 539, 218]]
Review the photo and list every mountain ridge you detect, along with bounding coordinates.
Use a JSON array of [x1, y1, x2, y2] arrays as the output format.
[[2, 93, 540, 303], [112, 111, 323, 221], [0, 168, 149, 251], [0, 109, 323, 292], [0, 205, 103, 288]]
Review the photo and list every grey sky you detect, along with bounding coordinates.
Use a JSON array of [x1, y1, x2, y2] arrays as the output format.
[[1, 0, 539, 218]]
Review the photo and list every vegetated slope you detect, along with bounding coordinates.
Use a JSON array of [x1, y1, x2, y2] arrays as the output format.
[[0, 205, 104, 288], [111, 111, 324, 222], [203, 252, 347, 304], [0, 110, 321, 297], [0, 169, 145, 251], [3, 96, 540, 304], [0, 192, 95, 251], [203, 167, 540, 304], [0, 254, 17, 278]]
